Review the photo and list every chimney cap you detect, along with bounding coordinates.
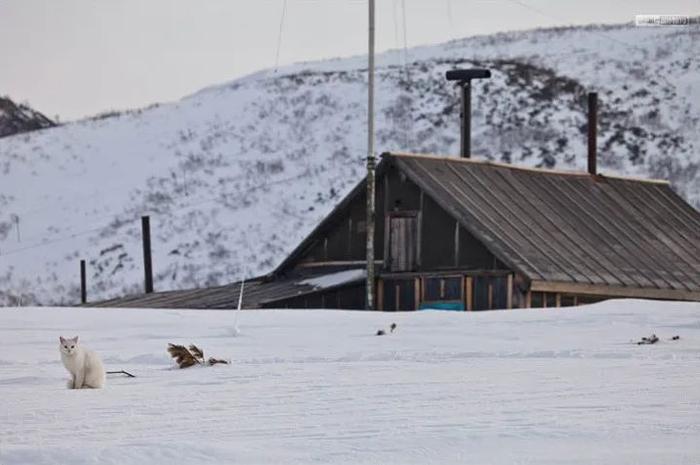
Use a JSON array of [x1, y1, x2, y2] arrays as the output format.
[[446, 68, 492, 82]]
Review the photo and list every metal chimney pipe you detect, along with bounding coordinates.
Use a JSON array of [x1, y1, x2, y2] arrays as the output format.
[[142, 215, 154, 294], [587, 92, 598, 176], [445, 69, 491, 159], [460, 81, 471, 158]]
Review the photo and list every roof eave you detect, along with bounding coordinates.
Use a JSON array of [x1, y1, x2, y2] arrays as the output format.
[[531, 280, 700, 301], [384, 151, 670, 185]]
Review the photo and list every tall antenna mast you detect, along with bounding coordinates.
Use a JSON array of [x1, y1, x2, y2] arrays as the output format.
[[365, 0, 376, 310]]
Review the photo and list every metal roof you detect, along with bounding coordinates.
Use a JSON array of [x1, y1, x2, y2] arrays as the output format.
[[89, 269, 367, 309], [387, 152, 700, 295], [89, 277, 304, 309]]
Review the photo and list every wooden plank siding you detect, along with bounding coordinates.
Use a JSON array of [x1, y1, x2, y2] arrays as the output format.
[[388, 213, 419, 272]]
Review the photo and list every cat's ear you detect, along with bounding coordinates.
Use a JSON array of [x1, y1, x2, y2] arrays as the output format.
[[60, 336, 66, 344], [73, 336, 79, 343]]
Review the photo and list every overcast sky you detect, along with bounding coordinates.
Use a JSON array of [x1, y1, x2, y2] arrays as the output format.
[[1, 0, 698, 120]]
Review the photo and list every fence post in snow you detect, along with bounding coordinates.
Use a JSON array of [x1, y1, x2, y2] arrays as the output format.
[[80, 259, 87, 304], [142, 216, 154, 294]]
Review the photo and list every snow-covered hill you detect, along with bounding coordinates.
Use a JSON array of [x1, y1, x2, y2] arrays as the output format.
[[0, 97, 55, 139], [1, 300, 699, 464], [1, 23, 699, 305]]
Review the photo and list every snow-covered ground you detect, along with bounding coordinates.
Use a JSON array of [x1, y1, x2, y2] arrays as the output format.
[[1, 299, 699, 464]]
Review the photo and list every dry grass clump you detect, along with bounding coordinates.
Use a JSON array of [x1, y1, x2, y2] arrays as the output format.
[[167, 343, 229, 368]]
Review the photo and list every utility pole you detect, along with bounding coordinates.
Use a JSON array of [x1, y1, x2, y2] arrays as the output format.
[[365, 0, 376, 310]]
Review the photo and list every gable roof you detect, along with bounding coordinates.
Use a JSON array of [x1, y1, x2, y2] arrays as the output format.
[[388, 152, 700, 296], [275, 152, 700, 299]]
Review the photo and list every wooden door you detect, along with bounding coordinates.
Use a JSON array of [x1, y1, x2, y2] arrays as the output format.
[[388, 213, 418, 272]]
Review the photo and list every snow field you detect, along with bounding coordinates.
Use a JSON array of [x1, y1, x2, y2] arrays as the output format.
[[1, 299, 699, 464]]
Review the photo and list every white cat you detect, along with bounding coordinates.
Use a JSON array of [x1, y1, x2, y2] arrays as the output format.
[[59, 336, 106, 389]]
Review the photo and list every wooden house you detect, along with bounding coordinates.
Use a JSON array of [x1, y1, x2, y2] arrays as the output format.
[[257, 151, 700, 310], [95, 151, 700, 311]]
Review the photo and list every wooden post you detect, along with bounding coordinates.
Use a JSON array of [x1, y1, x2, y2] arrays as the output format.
[[414, 277, 421, 310], [453, 221, 460, 267], [417, 189, 423, 269], [383, 215, 391, 266], [506, 274, 513, 309], [526, 290, 532, 308], [555, 293, 561, 308], [142, 216, 154, 294], [377, 279, 384, 311], [80, 259, 87, 304], [465, 276, 473, 311]]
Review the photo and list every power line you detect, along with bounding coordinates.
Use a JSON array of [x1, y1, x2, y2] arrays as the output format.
[[392, 0, 401, 55], [0, 224, 110, 257], [446, 0, 455, 41], [274, 0, 288, 72], [401, 0, 409, 67], [400, 0, 413, 150]]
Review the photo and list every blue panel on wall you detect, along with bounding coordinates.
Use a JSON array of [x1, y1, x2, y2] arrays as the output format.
[[419, 301, 465, 311]]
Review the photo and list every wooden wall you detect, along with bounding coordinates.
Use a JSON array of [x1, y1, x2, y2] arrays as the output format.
[[264, 283, 367, 310], [298, 189, 375, 263], [294, 164, 503, 273]]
